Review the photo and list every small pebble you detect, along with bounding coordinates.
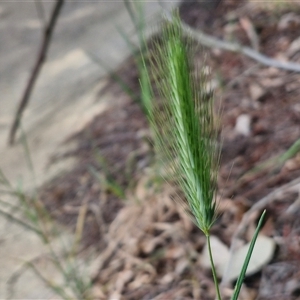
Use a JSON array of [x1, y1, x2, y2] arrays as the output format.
[[235, 114, 251, 136]]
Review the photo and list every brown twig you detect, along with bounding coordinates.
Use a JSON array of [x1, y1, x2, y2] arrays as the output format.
[[8, 0, 65, 146], [177, 18, 300, 73]]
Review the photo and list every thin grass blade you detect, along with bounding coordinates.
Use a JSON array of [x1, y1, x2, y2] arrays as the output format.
[[231, 210, 266, 300]]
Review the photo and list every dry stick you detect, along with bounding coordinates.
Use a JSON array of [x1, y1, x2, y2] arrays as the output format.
[[221, 176, 300, 287], [8, 0, 65, 146], [180, 21, 300, 73]]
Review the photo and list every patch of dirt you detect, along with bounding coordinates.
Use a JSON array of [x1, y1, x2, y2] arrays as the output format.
[[38, 0, 300, 299], [40, 96, 149, 248]]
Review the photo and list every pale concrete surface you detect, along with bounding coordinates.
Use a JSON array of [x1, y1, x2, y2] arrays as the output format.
[[0, 1, 168, 188], [0, 1, 179, 298]]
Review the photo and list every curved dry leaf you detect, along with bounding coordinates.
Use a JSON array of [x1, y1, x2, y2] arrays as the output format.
[[249, 83, 266, 102], [127, 273, 152, 290], [228, 234, 276, 281], [115, 269, 134, 292]]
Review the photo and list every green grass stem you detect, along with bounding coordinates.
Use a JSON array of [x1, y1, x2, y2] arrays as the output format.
[[206, 234, 222, 300]]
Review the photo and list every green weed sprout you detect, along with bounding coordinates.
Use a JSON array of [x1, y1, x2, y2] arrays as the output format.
[[141, 14, 265, 300]]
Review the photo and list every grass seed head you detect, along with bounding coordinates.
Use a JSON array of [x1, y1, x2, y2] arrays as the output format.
[[144, 13, 221, 235]]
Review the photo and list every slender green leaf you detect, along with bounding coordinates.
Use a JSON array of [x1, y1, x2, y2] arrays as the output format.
[[231, 210, 266, 300]]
